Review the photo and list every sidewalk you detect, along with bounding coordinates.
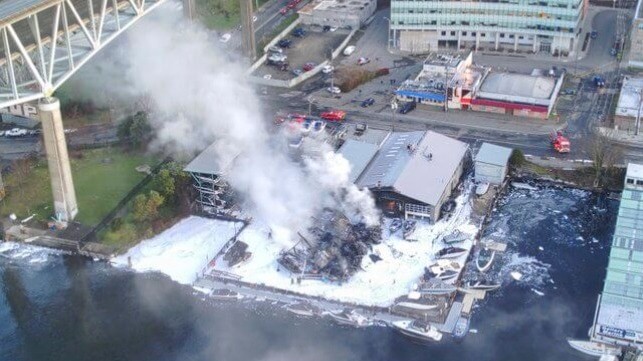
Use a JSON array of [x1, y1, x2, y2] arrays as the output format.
[[599, 126, 643, 149]]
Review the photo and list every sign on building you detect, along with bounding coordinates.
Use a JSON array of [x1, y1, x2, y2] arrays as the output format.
[[1, 103, 39, 120]]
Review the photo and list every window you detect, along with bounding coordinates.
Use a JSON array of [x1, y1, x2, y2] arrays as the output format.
[[509, 34, 514, 39], [462, 31, 467, 36], [472, 32, 477, 36], [441, 31, 446, 36], [519, 36, 524, 39], [481, 33, 486, 37], [637, 180, 643, 185], [500, 33, 505, 38], [450, 31, 456, 36], [627, 178, 635, 184]]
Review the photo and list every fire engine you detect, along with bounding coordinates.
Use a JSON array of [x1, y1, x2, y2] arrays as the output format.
[[550, 131, 570, 153], [320, 110, 346, 122]]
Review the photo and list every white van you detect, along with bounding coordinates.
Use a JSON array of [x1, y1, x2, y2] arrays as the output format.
[[343, 45, 356, 56]]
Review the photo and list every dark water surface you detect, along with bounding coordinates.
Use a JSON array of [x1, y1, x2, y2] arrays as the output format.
[[0, 187, 616, 361]]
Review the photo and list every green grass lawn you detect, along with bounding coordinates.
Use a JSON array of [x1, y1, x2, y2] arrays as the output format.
[[0, 147, 158, 226], [196, 0, 271, 30]]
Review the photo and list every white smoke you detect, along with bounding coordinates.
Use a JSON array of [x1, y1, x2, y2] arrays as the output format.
[[113, 7, 378, 243]]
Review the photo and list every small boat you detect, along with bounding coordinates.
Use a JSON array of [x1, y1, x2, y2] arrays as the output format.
[[394, 302, 439, 311], [452, 316, 471, 339], [437, 247, 467, 259], [391, 320, 443, 342], [475, 182, 490, 196], [512, 182, 538, 191], [418, 279, 457, 295], [286, 302, 319, 317], [403, 220, 416, 238], [466, 280, 501, 291], [567, 339, 622, 357], [435, 269, 459, 281], [442, 231, 468, 244], [390, 219, 403, 233], [328, 309, 373, 327], [476, 247, 496, 273], [210, 288, 242, 301]]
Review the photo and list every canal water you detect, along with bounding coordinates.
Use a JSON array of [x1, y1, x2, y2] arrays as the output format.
[[0, 186, 616, 361]]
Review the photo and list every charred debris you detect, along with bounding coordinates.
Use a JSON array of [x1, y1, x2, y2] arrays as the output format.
[[278, 209, 382, 281]]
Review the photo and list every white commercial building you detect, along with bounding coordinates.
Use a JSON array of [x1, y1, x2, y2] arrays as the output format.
[[297, 0, 377, 29], [474, 143, 513, 185], [614, 77, 643, 132]]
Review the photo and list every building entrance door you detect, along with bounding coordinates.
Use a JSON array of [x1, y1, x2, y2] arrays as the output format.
[[539, 42, 551, 53]]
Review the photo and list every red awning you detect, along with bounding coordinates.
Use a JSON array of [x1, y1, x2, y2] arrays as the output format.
[[471, 98, 548, 113]]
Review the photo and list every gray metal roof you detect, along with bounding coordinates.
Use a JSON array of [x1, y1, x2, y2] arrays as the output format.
[[184, 143, 230, 175], [596, 301, 643, 336], [357, 131, 468, 206], [475, 142, 512, 167], [337, 139, 379, 183]]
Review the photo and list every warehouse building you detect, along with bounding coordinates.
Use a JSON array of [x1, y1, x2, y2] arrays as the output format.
[[474, 143, 512, 185], [297, 0, 377, 29], [471, 71, 564, 119], [339, 130, 468, 222], [614, 77, 643, 132], [389, 0, 586, 55], [589, 163, 643, 348]]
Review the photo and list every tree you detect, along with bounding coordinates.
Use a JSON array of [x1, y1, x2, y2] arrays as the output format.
[[133, 193, 148, 222], [145, 191, 164, 220], [509, 149, 525, 169], [118, 111, 152, 148], [586, 131, 622, 188], [153, 169, 175, 199]]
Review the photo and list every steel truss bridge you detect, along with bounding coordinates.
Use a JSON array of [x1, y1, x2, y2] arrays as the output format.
[[0, 0, 170, 108]]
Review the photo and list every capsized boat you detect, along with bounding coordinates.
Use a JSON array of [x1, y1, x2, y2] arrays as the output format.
[[476, 247, 496, 273], [442, 231, 468, 244], [390, 218, 403, 233], [403, 219, 417, 238], [512, 182, 538, 191], [286, 302, 319, 317], [328, 309, 373, 327], [453, 316, 471, 339], [391, 320, 443, 342], [437, 247, 468, 259], [567, 339, 622, 357], [466, 279, 501, 291]]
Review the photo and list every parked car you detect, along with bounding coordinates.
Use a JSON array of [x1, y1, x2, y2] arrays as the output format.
[[593, 76, 606, 88], [268, 53, 287, 62], [360, 98, 375, 107], [357, 57, 370, 65], [292, 68, 303, 76], [399, 101, 416, 114], [303, 62, 316, 71], [343, 45, 356, 56], [219, 33, 231, 43], [278, 38, 292, 48], [293, 27, 306, 37], [279, 62, 289, 71], [268, 46, 283, 54], [327, 86, 341, 94], [323, 25, 331, 32], [263, 74, 272, 80], [322, 65, 334, 74], [590, 30, 598, 39], [279, 7, 288, 15], [330, 26, 338, 32]]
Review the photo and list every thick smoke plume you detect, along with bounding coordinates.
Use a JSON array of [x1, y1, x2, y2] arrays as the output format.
[[113, 7, 378, 243]]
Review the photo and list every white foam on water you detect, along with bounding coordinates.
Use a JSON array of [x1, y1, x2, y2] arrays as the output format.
[[0, 241, 65, 264]]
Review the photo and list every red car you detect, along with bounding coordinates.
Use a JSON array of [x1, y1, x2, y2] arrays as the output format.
[[279, 7, 288, 15], [320, 110, 346, 122], [287, 2, 296, 9], [303, 62, 316, 71]]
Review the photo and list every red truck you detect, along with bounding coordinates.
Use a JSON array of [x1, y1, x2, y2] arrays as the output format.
[[550, 131, 570, 153], [320, 110, 346, 122]]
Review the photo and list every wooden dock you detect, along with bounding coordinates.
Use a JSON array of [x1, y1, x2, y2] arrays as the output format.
[[483, 240, 508, 252], [460, 289, 487, 315]]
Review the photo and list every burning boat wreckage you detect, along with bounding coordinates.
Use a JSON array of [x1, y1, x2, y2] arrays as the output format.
[[278, 209, 382, 282]]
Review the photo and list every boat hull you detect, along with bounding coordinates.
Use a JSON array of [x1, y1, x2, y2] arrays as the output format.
[[476, 250, 496, 273], [391, 321, 443, 342], [567, 339, 621, 357]]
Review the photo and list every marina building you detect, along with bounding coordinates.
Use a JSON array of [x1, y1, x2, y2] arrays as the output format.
[[614, 77, 643, 132], [184, 143, 235, 216], [590, 163, 643, 348], [389, 0, 586, 55], [474, 143, 513, 185], [339, 130, 468, 222]]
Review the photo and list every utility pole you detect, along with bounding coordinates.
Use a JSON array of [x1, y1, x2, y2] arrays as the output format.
[[636, 91, 642, 136], [444, 66, 449, 113]]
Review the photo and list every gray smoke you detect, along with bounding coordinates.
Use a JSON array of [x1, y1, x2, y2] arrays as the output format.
[[113, 7, 378, 244]]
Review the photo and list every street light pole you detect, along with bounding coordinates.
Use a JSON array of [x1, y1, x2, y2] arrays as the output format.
[[384, 16, 391, 51], [636, 91, 642, 136]]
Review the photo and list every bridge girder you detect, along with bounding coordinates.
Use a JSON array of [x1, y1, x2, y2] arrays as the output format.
[[0, 0, 168, 108]]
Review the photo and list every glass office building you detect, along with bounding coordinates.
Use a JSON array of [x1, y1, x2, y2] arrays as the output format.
[[389, 0, 587, 55], [591, 163, 643, 347]]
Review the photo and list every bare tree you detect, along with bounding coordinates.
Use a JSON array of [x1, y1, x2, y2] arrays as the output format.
[[586, 130, 622, 188]]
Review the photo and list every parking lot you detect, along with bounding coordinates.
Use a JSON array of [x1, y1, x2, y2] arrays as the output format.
[[253, 25, 350, 80]]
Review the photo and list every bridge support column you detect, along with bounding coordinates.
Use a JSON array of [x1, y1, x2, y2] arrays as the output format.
[[183, 0, 196, 20], [39, 97, 78, 222]]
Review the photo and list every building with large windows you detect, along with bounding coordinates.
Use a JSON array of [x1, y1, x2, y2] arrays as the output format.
[[590, 163, 643, 348], [389, 0, 587, 55]]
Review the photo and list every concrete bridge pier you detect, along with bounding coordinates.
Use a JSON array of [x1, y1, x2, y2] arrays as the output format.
[[183, 0, 196, 20], [39, 97, 78, 222]]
